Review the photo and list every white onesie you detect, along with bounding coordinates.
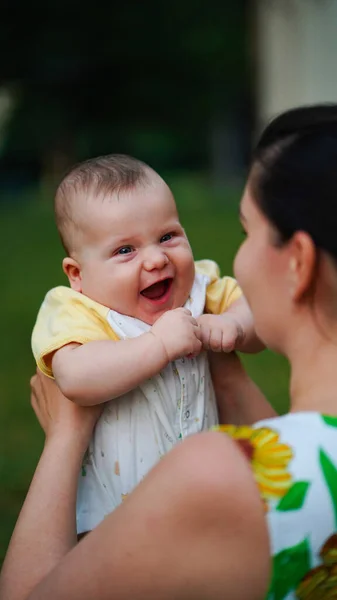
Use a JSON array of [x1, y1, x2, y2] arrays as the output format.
[[76, 272, 219, 532], [31, 260, 241, 533]]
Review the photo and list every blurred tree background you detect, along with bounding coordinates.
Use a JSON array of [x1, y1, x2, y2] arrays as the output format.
[[0, 0, 252, 188], [0, 0, 298, 563]]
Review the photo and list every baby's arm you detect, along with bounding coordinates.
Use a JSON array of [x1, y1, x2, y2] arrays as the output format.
[[52, 307, 202, 406], [197, 296, 264, 354], [52, 336, 166, 406], [220, 295, 264, 353]]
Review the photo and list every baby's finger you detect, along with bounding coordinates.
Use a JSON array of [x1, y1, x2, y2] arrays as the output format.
[[221, 336, 236, 353], [199, 325, 211, 350], [192, 338, 203, 356], [209, 329, 223, 352], [193, 324, 203, 341]]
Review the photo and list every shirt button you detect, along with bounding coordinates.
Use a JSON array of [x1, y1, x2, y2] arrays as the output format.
[[185, 410, 190, 419]]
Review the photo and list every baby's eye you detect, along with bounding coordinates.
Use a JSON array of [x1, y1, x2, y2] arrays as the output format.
[[160, 233, 173, 243], [116, 246, 133, 255]]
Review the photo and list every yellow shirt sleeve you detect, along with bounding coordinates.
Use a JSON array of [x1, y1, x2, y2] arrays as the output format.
[[32, 287, 119, 378], [195, 259, 242, 314]]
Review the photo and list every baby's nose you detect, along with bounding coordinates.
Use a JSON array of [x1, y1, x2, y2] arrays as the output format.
[[143, 248, 169, 271]]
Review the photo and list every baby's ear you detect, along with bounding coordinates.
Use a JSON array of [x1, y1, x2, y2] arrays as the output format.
[[62, 257, 82, 292]]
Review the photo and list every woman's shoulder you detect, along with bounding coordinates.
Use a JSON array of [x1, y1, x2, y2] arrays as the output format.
[[253, 411, 337, 463], [254, 409, 337, 432], [247, 412, 337, 599], [215, 414, 337, 598], [217, 412, 337, 512]]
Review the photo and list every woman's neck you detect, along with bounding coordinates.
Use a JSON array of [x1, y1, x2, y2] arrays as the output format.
[[289, 336, 337, 415]]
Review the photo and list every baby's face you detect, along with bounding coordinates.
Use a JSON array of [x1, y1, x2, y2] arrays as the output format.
[[68, 179, 195, 324]]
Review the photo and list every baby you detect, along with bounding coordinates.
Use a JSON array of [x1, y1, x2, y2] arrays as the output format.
[[32, 154, 261, 534]]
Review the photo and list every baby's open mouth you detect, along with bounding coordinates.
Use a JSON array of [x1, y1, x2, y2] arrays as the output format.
[[141, 278, 173, 300]]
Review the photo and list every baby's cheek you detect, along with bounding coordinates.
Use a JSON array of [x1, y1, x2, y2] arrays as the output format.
[[183, 258, 195, 285]]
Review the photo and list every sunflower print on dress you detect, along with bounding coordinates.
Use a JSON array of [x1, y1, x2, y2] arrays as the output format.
[[213, 425, 293, 508], [296, 533, 337, 599]]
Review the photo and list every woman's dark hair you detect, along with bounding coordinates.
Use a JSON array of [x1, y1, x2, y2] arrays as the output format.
[[251, 104, 337, 258]]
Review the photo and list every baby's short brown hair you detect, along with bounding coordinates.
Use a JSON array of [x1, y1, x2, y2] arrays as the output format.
[[55, 154, 151, 254]]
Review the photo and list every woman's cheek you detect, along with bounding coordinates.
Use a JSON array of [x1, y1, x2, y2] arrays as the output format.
[[234, 242, 258, 310], [233, 242, 248, 290]]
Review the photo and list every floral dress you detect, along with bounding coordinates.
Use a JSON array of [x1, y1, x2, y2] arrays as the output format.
[[216, 412, 337, 599]]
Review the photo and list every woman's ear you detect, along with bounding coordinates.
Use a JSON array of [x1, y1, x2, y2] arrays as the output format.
[[288, 232, 317, 301], [62, 257, 82, 292]]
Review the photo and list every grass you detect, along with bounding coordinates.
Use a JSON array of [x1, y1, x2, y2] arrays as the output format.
[[0, 175, 290, 562]]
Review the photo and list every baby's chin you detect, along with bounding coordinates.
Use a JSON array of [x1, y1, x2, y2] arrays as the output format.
[[138, 301, 190, 327], [136, 310, 168, 326]]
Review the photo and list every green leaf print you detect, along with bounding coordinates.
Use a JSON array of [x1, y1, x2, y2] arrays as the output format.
[[322, 415, 337, 428], [320, 448, 337, 527], [268, 538, 310, 600], [276, 482, 310, 512]]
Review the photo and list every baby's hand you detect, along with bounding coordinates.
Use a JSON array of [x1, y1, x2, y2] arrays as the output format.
[[151, 308, 202, 363], [197, 313, 244, 353]]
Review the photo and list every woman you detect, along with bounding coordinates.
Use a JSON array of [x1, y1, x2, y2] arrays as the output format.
[[2, 104, 337, 600]]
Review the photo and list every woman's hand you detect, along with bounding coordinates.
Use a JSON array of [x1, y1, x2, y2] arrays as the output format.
[[30, 370, 102, 451], [0, 371, 102, 600]]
